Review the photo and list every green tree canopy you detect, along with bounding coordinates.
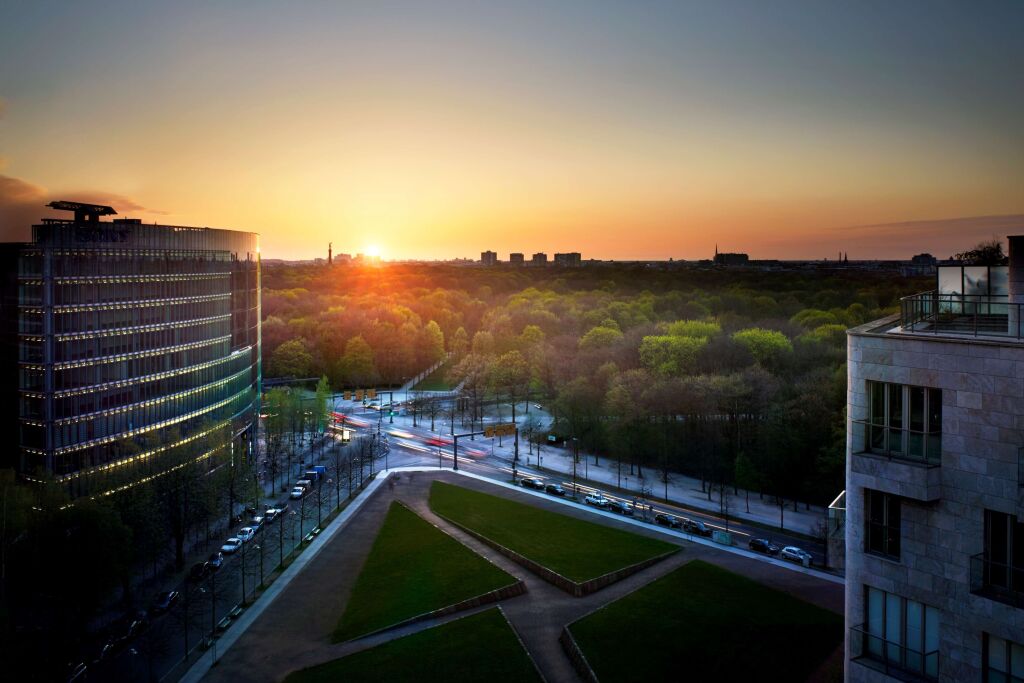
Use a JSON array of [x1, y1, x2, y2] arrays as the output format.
[[269, 338, 313, 377]]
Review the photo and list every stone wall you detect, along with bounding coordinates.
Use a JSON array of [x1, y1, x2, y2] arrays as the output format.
[[846, 321, 1024, 682]]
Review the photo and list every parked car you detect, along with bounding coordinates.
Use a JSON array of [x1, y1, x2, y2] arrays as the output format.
[[748, 538, 780, 555], [150, 590, 179, 615], [521, 477, 545, 490], [296, 478, 314, 490], [189, 562, 209, 581], [655, 513, 682, 528], [221, 538, 243, 554], [780, 546, 813, 565], [608, 500, 635, 516], [243, 504, 258, 515], [545, 483, 566, 496], [289, 486, 306, 500], [584, 492, 610, 508], [683, 519, 712, 536], [264, 508, 282, 522], [207, 552, 224, 570], [115, 610, 149, 640], [237, 527, 256, 543], [249, 515, 264, 531]]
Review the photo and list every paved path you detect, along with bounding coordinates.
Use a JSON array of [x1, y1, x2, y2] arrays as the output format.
[[199, 470, 843, 683]]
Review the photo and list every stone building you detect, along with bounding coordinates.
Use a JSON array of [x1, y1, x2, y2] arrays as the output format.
[[845, 240, 1024, 681]]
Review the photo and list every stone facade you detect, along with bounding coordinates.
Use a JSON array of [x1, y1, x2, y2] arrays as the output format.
[[846, 314, 1024, 682]]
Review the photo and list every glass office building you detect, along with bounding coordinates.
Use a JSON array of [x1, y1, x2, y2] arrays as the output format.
[[11, 202, 260, 498]]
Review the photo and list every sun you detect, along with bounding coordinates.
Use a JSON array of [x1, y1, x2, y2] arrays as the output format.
[[365, 245, 381, 258]]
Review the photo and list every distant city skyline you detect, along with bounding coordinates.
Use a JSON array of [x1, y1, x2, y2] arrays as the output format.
[[1, 1, 1021, 261]]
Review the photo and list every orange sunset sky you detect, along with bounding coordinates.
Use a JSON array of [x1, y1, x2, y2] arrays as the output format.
[[1, 1, 1021, 261]]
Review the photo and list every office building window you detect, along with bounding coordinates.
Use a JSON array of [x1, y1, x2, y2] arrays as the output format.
[[865, 490, 901, 560], [862, 586, 939, 679]]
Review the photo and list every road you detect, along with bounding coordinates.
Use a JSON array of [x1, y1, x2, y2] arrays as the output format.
[[87, 396, 829, 682]]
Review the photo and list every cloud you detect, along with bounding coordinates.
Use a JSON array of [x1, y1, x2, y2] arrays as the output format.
[[774, 214, 1024, 259], [0, 174, 48, 241], [0, 174, 166, 241], [0, 97, 6, 119]]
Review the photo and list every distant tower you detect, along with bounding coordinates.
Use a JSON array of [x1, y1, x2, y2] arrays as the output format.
[[328, 242, 332, 265]]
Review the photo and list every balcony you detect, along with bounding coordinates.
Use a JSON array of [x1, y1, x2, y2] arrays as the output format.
[[901, 291, 1024, 339], [850, 421, 941, 502], [970, 553, 1024, 609], [849, 625, 939, 681]]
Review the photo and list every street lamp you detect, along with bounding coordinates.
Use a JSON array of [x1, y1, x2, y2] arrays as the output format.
[[572, 437, 578, 497]]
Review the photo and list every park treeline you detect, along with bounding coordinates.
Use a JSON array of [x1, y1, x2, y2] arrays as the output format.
[[264, 262, 926, 508]]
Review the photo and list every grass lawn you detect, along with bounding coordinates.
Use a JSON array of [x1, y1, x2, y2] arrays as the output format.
[[569, 560, 844, 681], [429, 481, 677, 583], [333, 502, 516, 642], [290, 608, 540, 683], [412, 361, 454, 391]]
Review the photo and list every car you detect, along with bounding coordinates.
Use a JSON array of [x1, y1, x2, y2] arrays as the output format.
[[237, 527, 256, 542], [545, 483, 566, 496], [779, 546, 813, 565], [150, 590, 179, 615], [249, 515, 264, 530], [296, 478, 313, 490], [243, 504, 258, 515], [584, 492, 610, 508], [207, 552, 224, 570], [289, 486, 305, 499], [655, 513, 682, 529], [520, 477, 545, 490], [264, 508, 282, 522], [748, 538, 780, 555], [221, 538, 242, 554], [189, 562, 209, 581], [607, 500, 635, 516], [683, 519, 712, 536]]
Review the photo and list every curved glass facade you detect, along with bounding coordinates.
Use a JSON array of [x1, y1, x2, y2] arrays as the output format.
[[17, 219, 260, 497]]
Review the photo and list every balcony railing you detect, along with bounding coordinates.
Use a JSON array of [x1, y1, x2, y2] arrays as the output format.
[[850, 625, 939, 681], [852, 420, 941, 466], [901, 291, 1024, 339], [970, 553, 1024, 609]]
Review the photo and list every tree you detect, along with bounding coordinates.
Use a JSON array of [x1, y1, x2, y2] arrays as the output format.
[[269, 338, 313, 377], [578, 325, 623, 351], [731, 328, 792, 368], [419, 320, 446, 366], [341, 335, 378, 387], [639, 335, 706, 376], [954, 238, 1007, 265], [450, 326, 470, 358]]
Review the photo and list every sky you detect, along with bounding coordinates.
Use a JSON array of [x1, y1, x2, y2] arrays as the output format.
[[0, 1, 1021, 261]]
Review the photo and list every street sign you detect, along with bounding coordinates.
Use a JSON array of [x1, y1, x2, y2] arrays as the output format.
[[343, 390, 351, 401], [355, 389, 364, 401], [367, 388, 377, 399], [485, 423, 516, 438]]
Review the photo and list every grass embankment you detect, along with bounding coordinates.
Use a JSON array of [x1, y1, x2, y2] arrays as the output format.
[[412, 361, 454, 391], [429, 481, 676, 583], [570, 559, 843, 681], [333, 502, 516, 642], [291, 608, 540, 683]]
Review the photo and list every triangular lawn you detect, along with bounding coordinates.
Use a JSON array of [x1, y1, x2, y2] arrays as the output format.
[[430, 480, 677, 583], [333, 501, 517, 642]]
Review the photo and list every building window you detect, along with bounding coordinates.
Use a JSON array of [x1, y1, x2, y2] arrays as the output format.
[[860, 586, 939, 679], [974, 510, 1024, 602], [865, 490, 901, 560], [985, 633, 1024, 683], [866, 381, 941, 463]]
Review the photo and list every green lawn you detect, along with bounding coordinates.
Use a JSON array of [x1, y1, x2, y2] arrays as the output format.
[[412, 361, 454, 391], [569, 560, 843, 681], [429, 481, 677, 583], [333, 502, 517, 642], [289, 608, 541, 683]]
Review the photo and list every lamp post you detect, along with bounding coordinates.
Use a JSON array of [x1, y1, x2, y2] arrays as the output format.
[[572, 437, 578, 497]]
